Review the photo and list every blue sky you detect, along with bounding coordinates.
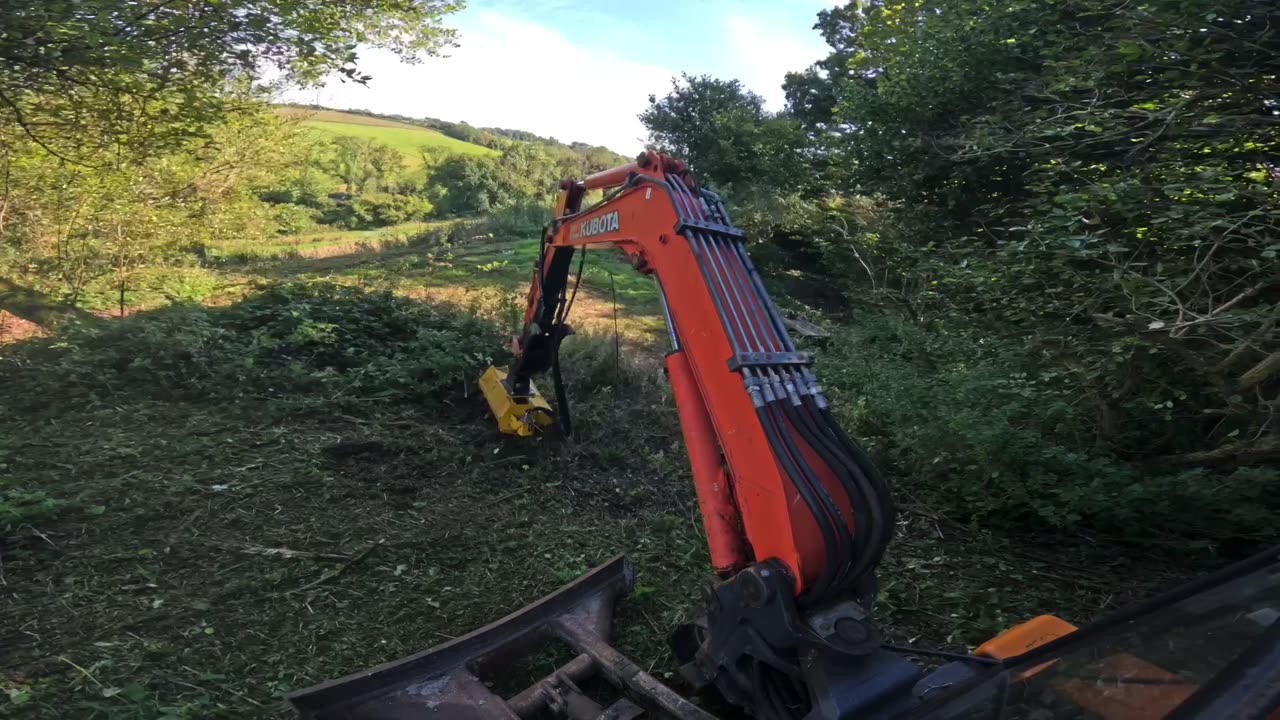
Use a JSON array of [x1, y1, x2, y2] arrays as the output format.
[[283, 0, 839, 153]]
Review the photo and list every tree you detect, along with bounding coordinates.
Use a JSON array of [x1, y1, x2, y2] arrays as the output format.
[[327, 137, 368, 194], [496, 144, 558, 201], [322, 138, 403, 194], [1, 106, 309, 305], [640, 74, 806, 192], [418, 145, 451, 176], [576, 145, 629, 174], [0, 0, 463, 160], [365, 141, 404, 193], [426, 145, 563, 216], [429, 156, 508, 215], [0, 0, 465, 309], [792, 0, 1280, 467]]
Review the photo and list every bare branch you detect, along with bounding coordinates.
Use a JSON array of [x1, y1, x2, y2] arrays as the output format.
[[1158, 435, 1280, 467], [1239, 352, 1280, 392], [1212, 278, 1275, 317]]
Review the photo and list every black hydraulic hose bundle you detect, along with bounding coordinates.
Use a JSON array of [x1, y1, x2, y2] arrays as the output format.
[[668, 175, 895, 608], [667, 176, 896, 719], [752, 375, 846, 601]]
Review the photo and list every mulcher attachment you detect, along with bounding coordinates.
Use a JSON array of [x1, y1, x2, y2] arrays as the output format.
[[287, 556, 713, 720], [479, 366, 556, 437]]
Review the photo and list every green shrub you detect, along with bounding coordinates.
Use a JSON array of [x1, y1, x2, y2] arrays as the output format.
[[428, 155, 508, 215], [479, 202, 550, 237], [1, 282, 504, 408], [270, 203, 321, 235], [353, 193, 434, 227], [817, 315, 1279, 542], [322, 193, 435, 230]]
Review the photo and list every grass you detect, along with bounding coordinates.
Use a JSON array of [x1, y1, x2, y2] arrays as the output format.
[[286, 110, 498, 168], [0, 281, 704, 718], [0, 219, 1222, 719], [301, 121, 497, 164], [203, 222, 447, 262], [234, 230, 667, 343]]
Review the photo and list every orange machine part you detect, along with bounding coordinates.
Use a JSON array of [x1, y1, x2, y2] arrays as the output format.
[[665, 350, 748, 574], [975, 615, 1079, 661], [532, 154, 831, 592]]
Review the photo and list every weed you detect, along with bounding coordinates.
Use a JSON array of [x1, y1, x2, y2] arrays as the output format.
[[475, 260, 510, 273], [816, 315, 1280, 542], [0, 489, 67, 530]]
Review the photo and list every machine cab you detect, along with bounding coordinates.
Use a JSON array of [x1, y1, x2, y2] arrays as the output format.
[[913, 547, 1280, 720]]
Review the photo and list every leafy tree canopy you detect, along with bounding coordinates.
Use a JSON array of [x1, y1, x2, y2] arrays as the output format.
[[640, 74, 807, 193], [0, 0, 464, 158]]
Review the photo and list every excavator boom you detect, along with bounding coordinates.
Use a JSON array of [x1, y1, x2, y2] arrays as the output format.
[[504, 151, 893, 605]]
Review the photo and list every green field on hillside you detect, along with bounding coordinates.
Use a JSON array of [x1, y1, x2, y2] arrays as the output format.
[[294, 109, 441, 130], [280, 108, 498, 167], [302, 121, 497, 164]]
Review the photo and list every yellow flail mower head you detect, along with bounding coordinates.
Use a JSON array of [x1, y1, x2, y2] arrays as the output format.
[[479, 365, 556, 437]]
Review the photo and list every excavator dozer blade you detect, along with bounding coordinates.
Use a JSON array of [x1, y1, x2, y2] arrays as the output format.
[[287, 555, 714, 720]]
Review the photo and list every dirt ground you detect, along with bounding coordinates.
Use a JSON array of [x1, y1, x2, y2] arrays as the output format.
[[0, 311, 42, 343]]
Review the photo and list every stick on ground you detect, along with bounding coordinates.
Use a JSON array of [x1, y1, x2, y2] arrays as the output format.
[[287, 539, 385, 595]]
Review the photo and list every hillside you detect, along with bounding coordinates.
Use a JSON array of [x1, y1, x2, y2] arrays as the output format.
[[279, 104, 629, 170], [277, 107, 498, 166]]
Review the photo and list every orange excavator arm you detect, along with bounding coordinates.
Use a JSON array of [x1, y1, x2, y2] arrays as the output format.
[[470, 151, 905, 715], [505, 150, 894, 605]]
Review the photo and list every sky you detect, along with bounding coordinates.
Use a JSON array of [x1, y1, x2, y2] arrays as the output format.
[[281, 0, 839, 154]]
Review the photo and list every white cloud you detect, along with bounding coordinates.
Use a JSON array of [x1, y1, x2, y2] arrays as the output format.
[[722, 11, 830, 110], [282, 11, 671, 154], [281, 4, 838, 155]]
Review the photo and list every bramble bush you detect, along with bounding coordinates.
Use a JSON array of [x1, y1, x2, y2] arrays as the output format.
[[0, 282, 504, 410], [816, 315, 1278, 541]]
